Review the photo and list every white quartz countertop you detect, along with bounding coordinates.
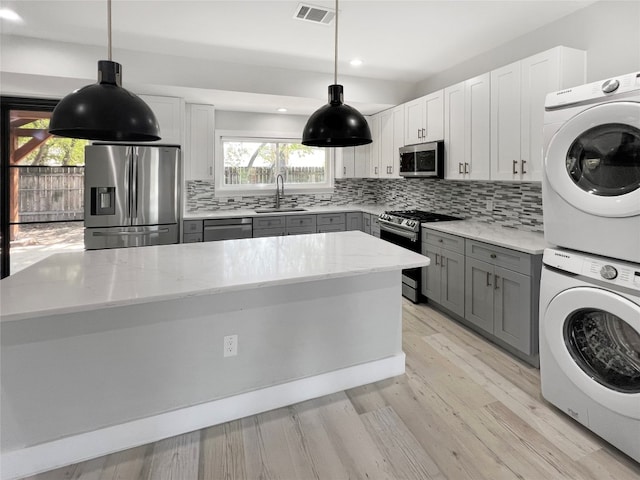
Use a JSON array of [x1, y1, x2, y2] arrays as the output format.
[[183, 204, 390, 220], [1, 231, 428, 322], [421, 220, 546, 254]]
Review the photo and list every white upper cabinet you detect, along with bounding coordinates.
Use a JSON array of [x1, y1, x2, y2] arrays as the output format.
[[335, 116, 371, 179], [490, 46, 586, 181], [444, 82, 466, 179], [368, 114, 381, 177], [184, 103, 215, 181], [404, 90, 444, 146], [378, 105, 404, 178], [445, 73, 490, 181], [138, 95, 185, 146], [464, 73, 491, 180]]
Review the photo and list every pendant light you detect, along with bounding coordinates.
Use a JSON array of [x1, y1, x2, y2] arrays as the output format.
[[302, 0, 371, 147], [49, 0, 160, 142]]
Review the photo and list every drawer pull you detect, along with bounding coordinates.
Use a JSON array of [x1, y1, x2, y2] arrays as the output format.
[[438, 239, 443, 243], [490, 253, 497, 259]]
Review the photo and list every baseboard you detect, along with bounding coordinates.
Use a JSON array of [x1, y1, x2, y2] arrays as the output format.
[[1, 353, 405, 480]]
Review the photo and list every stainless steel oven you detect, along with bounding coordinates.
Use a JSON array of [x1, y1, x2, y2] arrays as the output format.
[[379, 210, 462, 302]]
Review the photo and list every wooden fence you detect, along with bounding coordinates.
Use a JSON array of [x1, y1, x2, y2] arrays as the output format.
[[224, 166, 325, 185], [16, 166, 84, 223]]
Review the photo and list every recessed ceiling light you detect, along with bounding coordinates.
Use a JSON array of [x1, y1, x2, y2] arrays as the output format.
[[277, 108, 288, 113], [0, 8, 22, 22], [350, 59, 363, 67]]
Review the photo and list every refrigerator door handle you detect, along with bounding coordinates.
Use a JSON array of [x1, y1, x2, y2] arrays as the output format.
[[92, 228, 170, 236], [131, 148, 138, 220]]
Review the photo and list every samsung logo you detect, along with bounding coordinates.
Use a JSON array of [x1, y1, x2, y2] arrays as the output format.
[[554, 252, 571, 259], [555, 89, 573, 95]]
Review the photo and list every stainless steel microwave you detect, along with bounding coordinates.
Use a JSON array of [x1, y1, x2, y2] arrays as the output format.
[[399, 141, 444, 178]]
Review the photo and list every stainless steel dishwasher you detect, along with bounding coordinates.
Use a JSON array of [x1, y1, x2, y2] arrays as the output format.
[[203, 218, 253, 241]]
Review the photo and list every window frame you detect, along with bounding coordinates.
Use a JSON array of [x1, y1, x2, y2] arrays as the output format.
[[214, 130, 334, 197]]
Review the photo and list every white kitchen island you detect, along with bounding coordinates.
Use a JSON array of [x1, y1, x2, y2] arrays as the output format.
[[0, 231, 428, 480]]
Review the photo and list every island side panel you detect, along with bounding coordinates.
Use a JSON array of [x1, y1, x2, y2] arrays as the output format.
[[1, 270, 402, 453]]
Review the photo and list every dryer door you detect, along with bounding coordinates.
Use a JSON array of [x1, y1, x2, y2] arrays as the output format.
[[544, 101, 640, 217], [543, 286, 640, 418]]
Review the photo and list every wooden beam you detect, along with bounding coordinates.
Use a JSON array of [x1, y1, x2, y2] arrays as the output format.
[[13, 128, 50, 140], [12, 135, 51, 164]]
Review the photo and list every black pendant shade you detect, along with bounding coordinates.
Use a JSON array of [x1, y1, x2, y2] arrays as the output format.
[[49, 60, 161, 142], [302, 84, 372, 147]]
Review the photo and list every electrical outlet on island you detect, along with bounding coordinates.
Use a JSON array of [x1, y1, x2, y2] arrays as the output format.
[[223, 334, 238, 357]]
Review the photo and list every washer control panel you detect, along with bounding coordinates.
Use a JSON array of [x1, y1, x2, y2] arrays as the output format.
[[543, 248, 640, 291], [545, 71, 640, 109]]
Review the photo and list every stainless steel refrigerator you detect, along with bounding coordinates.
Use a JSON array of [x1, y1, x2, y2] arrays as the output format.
[[84, 144, 180, 250]]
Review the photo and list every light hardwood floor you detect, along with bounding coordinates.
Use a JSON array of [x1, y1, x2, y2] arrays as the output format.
[[25, 301, 640, 480]]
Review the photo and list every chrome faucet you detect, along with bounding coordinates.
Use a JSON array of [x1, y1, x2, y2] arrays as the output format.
[[275, 174, 284, 209]]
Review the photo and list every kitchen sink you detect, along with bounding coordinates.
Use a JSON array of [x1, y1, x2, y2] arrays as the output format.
[[254, 207, 307, 213]]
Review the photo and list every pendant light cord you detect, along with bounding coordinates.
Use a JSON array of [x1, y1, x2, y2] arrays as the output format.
[[334, 0, 338, 85], [107, 0, 112, 61]]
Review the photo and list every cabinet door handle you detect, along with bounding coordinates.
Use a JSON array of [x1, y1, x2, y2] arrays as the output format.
[[441, 256, 446, 268], [521, 159, 527, 174], [486, 272, 492, 286], [459, 163, 463, 174], [434, 254, 439, 265], [209, 166, 213, 176], [375, 166, 378, 174], [494, 275, 500, 290], [512, 160, 518, 175], [464, 162, 469, 174], [417, 128, 421, 139], [343, 166, 347, 175], [422, 128, 426, 139]]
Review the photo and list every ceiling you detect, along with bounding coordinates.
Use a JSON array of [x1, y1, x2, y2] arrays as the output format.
[[0, 0, 596, 112]]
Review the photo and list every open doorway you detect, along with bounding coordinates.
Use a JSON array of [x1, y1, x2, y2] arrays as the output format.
[[1, 97, 88, 278]]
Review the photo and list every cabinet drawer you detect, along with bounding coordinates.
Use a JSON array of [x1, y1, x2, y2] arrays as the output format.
[[317, 224, 346, 233], [252, 227, 285, 238], [286, 226, 316, 236], [466, 239, 532, 275], [182, 232, 203, 243], [286, 215, 317, 229], [316, 213, 346, 226], [253, 216, 286, 229], [422, 228, 465, 254], [183, 220, 203, 234]]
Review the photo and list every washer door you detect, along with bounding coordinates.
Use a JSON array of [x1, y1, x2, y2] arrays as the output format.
[[545, 101, 640, 217], [543, 286, 640, 418]]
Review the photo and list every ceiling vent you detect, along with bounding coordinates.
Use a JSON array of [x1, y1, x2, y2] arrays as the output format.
[[294, 3, 335, 25]]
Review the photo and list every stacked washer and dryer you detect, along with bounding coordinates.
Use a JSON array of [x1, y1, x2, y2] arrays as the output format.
[[540, 71, 640, 463]]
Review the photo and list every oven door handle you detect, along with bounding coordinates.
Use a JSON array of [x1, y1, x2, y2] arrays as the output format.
[[379, 222, 418, 241]]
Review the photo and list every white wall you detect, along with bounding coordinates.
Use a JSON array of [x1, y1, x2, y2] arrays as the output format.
[[215, 110, 308, 133], [414, 0, 640, 96]]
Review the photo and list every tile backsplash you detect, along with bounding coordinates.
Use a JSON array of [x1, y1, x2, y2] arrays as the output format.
[[186, 178, 543, 232]]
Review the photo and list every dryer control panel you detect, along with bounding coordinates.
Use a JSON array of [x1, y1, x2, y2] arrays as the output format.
[[543, 248, 640, 291]]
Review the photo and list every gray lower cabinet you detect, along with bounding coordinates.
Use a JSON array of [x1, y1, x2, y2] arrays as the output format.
[[253, 216, 286, 237], [317, 213, 346, 233], [362, 213, 372, 234], [371, 216, 380, 238], [421, 229, 465, 317], [285, 214, 316, 235], [464, 240, 539, 357], [183, 220, 203, 242], [346, 212, 363, 231]]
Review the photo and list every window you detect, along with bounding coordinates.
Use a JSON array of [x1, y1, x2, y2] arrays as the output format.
[[215, 132, 333, 195]]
